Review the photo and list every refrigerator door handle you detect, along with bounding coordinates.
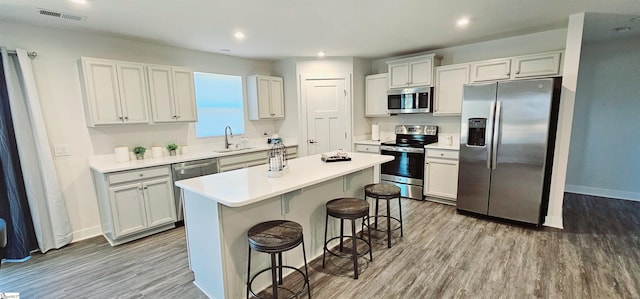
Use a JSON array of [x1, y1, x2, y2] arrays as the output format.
[[487, 101, 496, 170], [492, 101, 502, 170]]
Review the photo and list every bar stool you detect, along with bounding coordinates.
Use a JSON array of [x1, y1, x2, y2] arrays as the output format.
[[365, 183, 403, 248], [246, 220, 311, 299], [322, 197, 372, 279]]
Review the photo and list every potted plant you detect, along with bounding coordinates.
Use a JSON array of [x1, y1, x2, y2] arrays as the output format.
[[133, 146, 146, 160], [166, 143, 179, 156]]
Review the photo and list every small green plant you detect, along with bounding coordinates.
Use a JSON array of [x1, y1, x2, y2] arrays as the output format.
[[133, 146, 146, 155], [166, 143, 178, 151]]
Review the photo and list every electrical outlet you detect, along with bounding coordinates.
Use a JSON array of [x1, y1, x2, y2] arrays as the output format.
[[53, 144, 70, 156]]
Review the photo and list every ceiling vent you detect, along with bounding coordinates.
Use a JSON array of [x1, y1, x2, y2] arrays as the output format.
[[37, 8, 86, 21]]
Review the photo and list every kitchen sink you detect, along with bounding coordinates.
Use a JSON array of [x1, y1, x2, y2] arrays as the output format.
[[212, 147, 255, 153]]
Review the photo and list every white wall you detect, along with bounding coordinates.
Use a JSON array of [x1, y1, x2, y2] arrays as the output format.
[[565, 35, 640, 201], [0, 21, 275, 240]]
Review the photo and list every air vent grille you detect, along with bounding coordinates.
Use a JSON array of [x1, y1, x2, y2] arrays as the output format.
[[37, 8, 86, 21]]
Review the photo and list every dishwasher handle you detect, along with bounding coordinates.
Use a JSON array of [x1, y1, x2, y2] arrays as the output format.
[[173, 161, 218, 171]]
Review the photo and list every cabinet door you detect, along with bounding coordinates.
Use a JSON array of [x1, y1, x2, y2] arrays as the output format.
[[269, 77, 285, 118], [117, 63, 150, 124], [512, 52, 562, 79], [81, 58, 123, 126], [147, 66, 176, 123], [172, 68, 198, 122], [409, 59, 432, 86], [109, 183, 148, 237], [425, 158, 459, 199], [143, 177, 176, 228], [388, 63, 409, 89], [470, 58, 511, 82], [434, 64, 469, 115], [255, 76, 272, 118], [365, 74, 389, 117]]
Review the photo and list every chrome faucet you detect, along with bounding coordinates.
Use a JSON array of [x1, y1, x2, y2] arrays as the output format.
[[224, 126, 233, 149]]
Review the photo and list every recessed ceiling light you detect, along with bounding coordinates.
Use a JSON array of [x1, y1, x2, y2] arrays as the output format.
[[317, 51, 326, 57], [70, 0, 87, 4], [457, 17, 470, 27], [234, 32, 245, 40], [613, 26, 632, 33]]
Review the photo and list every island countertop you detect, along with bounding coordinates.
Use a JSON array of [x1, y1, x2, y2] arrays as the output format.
[[175, 152, 393, 208]]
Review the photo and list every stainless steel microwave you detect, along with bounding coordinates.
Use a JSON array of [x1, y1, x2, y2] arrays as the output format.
[[387, 87, 433, 114]]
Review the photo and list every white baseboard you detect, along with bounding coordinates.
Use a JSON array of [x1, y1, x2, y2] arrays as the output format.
[[71, 225, 102, 243], [565, 185, 640, 202], [543, 215, 564, 229]]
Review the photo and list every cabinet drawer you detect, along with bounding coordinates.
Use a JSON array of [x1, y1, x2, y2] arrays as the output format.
[[355, 144, 380, 153], [426, 149, 459, 160], [108, 166, 170, 185]]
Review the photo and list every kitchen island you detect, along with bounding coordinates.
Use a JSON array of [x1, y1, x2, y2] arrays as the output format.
[[175, 152, 393, 299]]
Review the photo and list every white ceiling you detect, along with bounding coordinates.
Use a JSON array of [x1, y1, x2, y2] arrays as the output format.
[[1, 0, 639, 60]]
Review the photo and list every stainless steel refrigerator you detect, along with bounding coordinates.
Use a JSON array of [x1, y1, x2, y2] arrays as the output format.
[[457, 78, 560, 225]]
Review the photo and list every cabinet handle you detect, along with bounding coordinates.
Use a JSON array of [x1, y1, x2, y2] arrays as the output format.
[[143, 186, 148, 190], [124, 116, 129, 120], [119, 116, 123, 120], [506, 72, 510, 76], [515, 70, 520, 74]]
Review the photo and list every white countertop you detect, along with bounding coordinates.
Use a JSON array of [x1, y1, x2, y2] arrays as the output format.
[[89, 142, 298, 174], [175, 152, 393, 208]]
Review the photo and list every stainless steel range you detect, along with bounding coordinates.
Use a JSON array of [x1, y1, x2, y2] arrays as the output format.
[[380, 125, 438, 200]]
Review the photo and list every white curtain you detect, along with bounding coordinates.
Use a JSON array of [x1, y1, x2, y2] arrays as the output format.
[[2, 47, 72, 252]]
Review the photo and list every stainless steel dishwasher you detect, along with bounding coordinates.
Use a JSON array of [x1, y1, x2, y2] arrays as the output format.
[[172, 158, 219, 222]]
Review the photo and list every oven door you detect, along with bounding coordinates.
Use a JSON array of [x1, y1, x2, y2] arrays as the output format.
[[380, 146, 425, 185]]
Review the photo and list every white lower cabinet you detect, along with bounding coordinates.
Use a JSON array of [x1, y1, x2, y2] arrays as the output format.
[[93, 165, 176, 246], [424, 149, 459, 202]]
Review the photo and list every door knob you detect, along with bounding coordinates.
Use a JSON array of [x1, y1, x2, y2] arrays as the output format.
[[309, 139, 317, 144]]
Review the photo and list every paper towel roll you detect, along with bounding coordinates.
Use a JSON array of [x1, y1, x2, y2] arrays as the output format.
[[372, 124, 380, 141], [114, 146, 130, 163], [151, 146, 163, 158]]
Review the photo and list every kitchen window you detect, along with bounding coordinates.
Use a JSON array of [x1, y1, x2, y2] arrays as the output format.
[[193, 72, 245, 138]]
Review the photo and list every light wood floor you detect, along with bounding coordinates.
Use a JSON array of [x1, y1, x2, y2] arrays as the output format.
[[1, 193, 639, 298]]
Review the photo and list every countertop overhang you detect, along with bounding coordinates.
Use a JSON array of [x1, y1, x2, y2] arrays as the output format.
[[175, 152, 393, 208]]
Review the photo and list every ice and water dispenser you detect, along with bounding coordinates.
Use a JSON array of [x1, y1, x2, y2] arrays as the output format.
[[467, 118, 486, 146]]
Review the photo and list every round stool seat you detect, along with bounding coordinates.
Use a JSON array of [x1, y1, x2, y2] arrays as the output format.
[[248, 220, 303, 253], [365, 183, 400, 198], [326, 197, 369, 219]]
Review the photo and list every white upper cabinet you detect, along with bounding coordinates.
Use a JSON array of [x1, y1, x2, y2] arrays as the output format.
[[512, 51, 562, 79], [365, 73, 389, 117], [247, 75, 284, 120], [386, 53, 442, 89], [434, 64, 470, 116], [80, 57, 150, 126], [470, 58, 512, 82], [147, 65, 197, 123], [471, 51, 563, 82]]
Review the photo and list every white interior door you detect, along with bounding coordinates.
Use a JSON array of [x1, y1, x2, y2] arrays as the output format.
[[305, 78, 347, 155]]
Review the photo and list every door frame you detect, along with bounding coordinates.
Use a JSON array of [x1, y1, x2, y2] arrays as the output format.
[[298, 73, 352, 156]]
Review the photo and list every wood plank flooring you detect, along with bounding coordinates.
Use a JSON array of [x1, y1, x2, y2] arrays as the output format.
[[1, 193, 639, 298]]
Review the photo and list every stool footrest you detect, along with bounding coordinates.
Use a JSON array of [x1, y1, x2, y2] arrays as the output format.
[[324, 236, 372, 259], [248, 265, 310, 299]]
